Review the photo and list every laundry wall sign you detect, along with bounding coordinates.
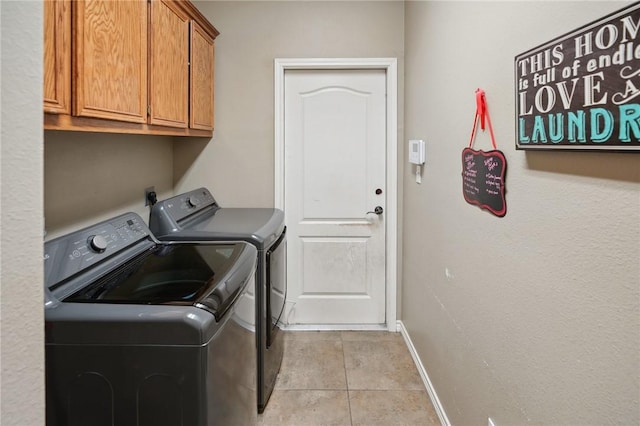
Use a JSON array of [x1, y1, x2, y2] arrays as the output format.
[[515, 2, 640, 151]]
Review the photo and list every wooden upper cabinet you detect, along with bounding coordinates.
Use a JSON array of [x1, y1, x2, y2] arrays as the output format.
[[43, 0, 71, 114], [149, 0, 189, 128], [73, 0, 148, 123], [190, 21, 215, 131], [43, 0, 218, 136]]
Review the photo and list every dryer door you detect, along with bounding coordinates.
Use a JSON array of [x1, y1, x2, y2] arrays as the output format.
[[266, 227, 286, 348]]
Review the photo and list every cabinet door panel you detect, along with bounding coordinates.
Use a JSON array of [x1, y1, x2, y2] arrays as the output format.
[[190, 21, 215, 131], [74, 0, 147, 123], [149, 0, 189, 128], [44, 0, 71, 114]]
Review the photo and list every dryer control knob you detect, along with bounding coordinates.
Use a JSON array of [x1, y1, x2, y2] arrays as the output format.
[[88, 235, 108, 253], [188, 196, 200, 207]]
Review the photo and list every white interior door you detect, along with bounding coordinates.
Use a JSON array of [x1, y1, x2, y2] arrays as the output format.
[[284, 69, 387, 325]]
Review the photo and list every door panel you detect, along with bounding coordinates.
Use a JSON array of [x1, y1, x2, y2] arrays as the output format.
[[190, 21, 215, 130], [284, 69, 386, 325], [301, 237, 368, 294], [301, 88, 368, 219], [73, 0, 148, 123], [149, 0, 189, 128], [43, 0, 71, 114]]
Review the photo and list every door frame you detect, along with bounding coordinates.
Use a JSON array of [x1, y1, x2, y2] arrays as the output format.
[[274, 58, 398, 331]]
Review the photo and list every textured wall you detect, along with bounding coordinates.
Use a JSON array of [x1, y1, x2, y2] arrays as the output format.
[[403, 2, 639, 424], [0, 1, 46, 424], [44, 132, 174, 238], [175, 1, 405, 207]]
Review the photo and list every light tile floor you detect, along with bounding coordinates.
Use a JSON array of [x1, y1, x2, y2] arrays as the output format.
[[258, 331, 441, 426]]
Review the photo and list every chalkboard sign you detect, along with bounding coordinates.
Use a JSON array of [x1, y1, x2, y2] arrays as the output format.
[[461, 148, 507, 217], [515, 3, 640, 151]]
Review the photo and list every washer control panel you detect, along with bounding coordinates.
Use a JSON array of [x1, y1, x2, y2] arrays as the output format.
[[44, 213, 151, 290]]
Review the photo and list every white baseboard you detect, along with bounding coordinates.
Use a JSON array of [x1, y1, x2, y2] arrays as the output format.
[[397, 320, 451, 426], [281, 324, 389, 331]]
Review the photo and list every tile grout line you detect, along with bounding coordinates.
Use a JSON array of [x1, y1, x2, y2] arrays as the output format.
[[272, 331, 438, 425], [340, 333, 355, 426]]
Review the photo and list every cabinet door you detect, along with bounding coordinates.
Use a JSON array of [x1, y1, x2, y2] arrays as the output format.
[[149, 0, 189, 128], [43, 0, 71, 114], [74, 0, 147, 123], [190, 21, 215, 131]]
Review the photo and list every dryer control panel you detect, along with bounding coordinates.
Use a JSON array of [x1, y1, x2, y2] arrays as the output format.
[[44, 213, 152, 292], [152, 187, 218, 223]]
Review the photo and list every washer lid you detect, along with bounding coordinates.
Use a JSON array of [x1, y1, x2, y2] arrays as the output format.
[[46, 243, 257, 346], [64, 243, 256, 320]]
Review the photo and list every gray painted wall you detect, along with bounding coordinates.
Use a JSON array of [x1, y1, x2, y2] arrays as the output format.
[[175, 1, 405, 207], [44, 132, 174, 239], [403, 2, 639, 424], [1, 1, 45, 424], [3, 1, 638, 424]]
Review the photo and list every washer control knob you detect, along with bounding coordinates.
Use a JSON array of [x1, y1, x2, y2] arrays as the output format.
[[188, 196, 200, 208], [88, 235, 108, 253]]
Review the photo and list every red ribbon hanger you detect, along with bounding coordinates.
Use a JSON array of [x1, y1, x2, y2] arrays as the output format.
[[468, 88, 497, 150]]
